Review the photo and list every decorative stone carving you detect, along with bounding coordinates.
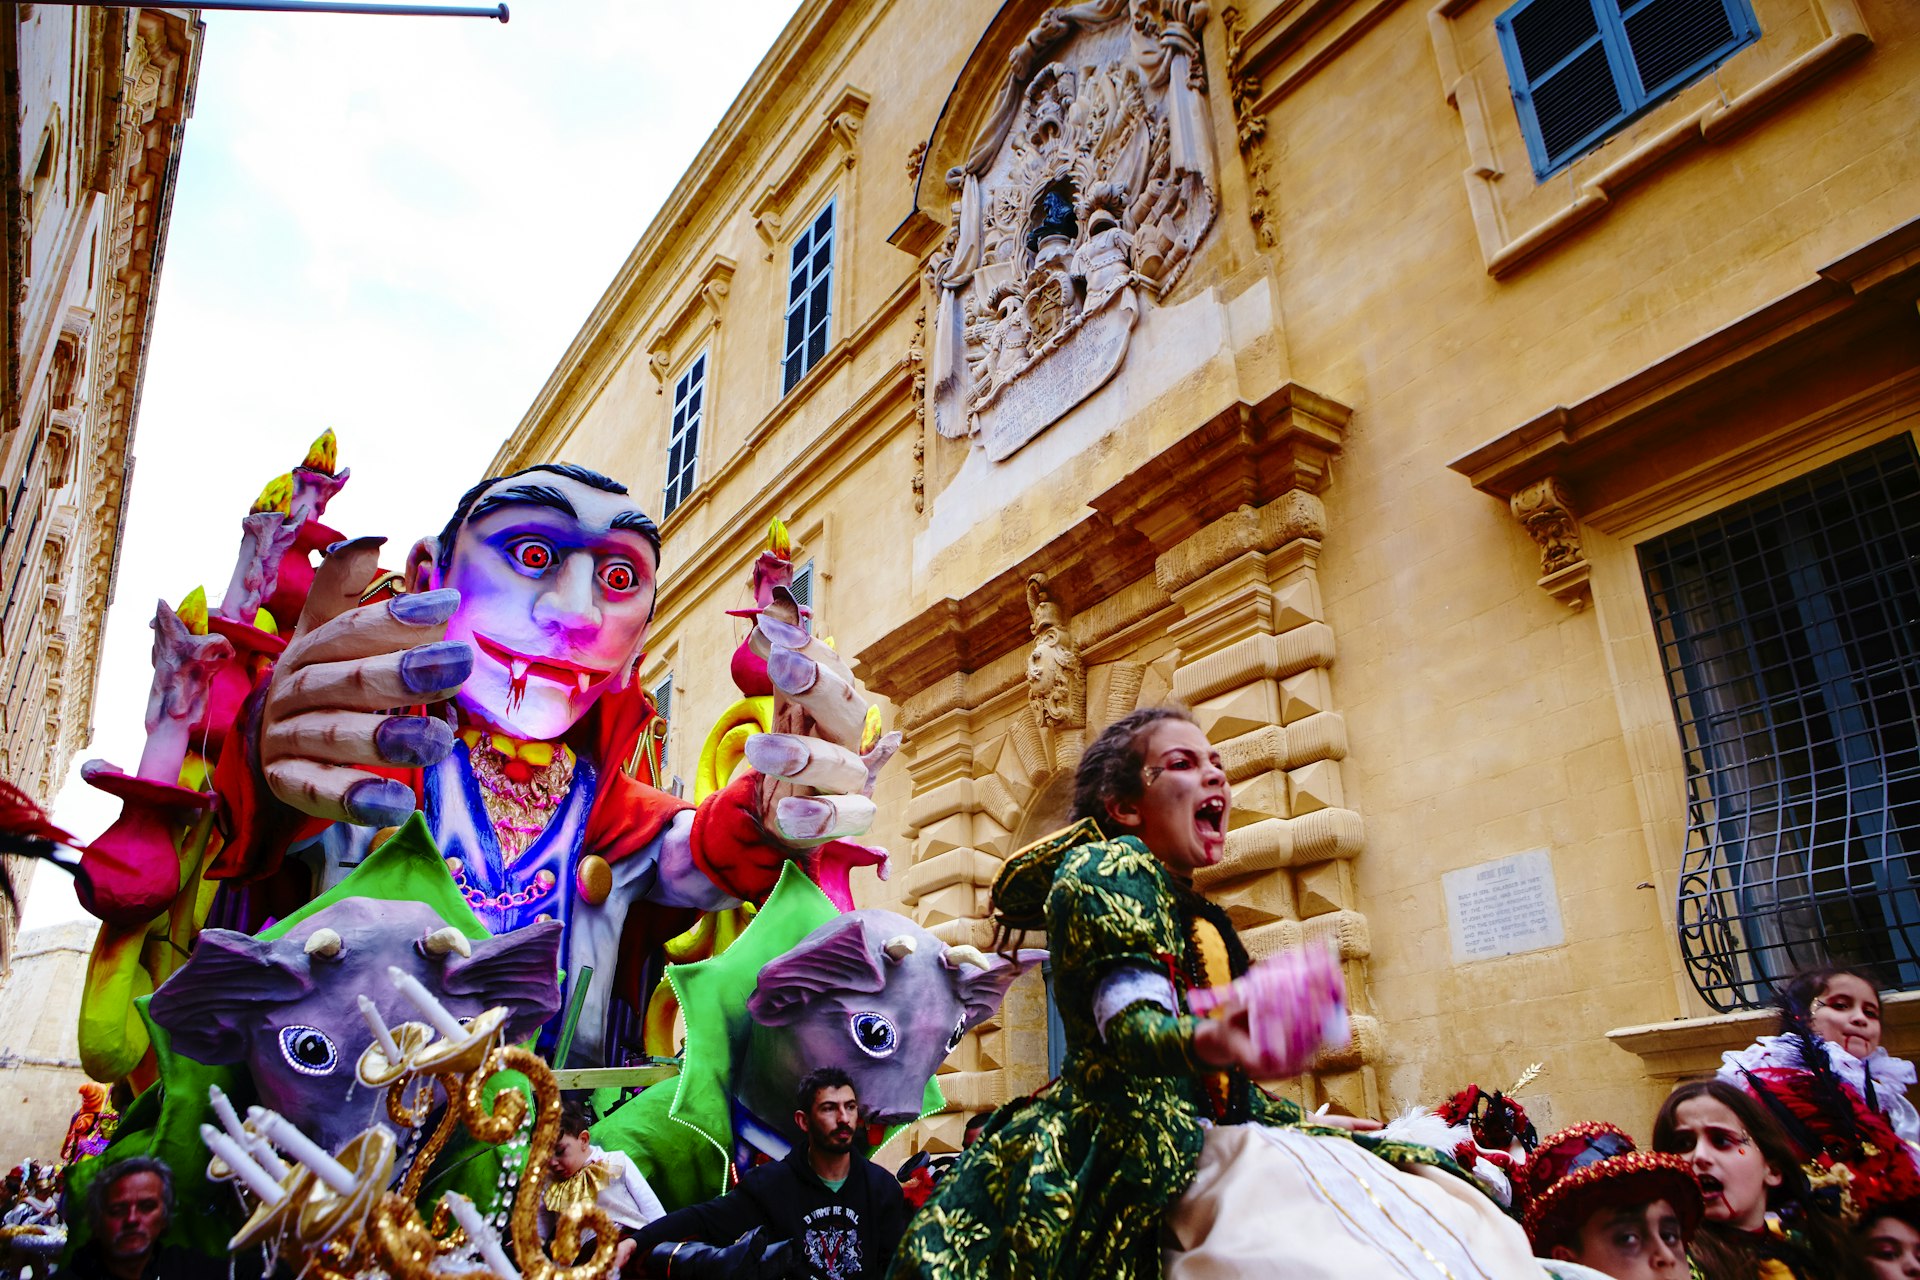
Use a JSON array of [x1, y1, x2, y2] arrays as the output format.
[[1025, 573, 1085, 732], [1509, 476, 1591, 607], [927, 0, 1219, 460], [1220, 7, 1277, 249]]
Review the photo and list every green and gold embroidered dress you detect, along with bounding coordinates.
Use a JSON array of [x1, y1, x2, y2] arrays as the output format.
[[889, 819, 1462, 1280]]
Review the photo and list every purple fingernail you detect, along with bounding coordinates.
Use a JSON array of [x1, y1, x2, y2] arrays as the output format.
[[389, 589, 460, 626], [777, 796, 836, 840], [744, 734, 811, 778], [400, 640, 473, 694], [757, 615, 811, 650], [345, 777, 418, 828], [768, 648, 818, 696], [323, 534, 387, 558], [375, 715, 454, 767]]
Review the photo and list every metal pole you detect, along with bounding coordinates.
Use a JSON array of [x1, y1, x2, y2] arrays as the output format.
[[29, 1, 507, 19]]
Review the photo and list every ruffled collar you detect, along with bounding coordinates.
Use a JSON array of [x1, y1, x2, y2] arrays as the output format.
[[1723, 1034, 1917, 1098]]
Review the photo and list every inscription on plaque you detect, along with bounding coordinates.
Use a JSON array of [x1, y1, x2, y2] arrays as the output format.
[[1443, 849, 1565, 963], [982, 303, 1133, 461]]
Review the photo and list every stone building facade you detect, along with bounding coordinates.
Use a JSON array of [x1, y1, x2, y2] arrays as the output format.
[[492, 0, 1920, 1146], [0, 7, 201, 979], [0, 922, 95, 1169]]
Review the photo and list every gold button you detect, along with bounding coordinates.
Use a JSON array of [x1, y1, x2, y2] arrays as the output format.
[[576, 855, 613, 905]]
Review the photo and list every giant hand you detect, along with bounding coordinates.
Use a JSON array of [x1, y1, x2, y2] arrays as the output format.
[[742, 587, 900, 848], [258, 537, 467, 829]]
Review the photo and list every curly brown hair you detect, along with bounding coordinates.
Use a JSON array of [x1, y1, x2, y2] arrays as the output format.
[[1069, 704, 1197, 830]]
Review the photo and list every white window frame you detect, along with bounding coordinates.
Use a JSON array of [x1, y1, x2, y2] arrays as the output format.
[[665, 350, 707, 518], [781, 199, 836, 394]]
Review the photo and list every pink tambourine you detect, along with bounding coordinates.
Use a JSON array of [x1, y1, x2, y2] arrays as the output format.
[[1186, 943, 1349, 1077]]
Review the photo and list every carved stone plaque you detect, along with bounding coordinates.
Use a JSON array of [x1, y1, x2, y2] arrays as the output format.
[[925, 0, 1219, 460]]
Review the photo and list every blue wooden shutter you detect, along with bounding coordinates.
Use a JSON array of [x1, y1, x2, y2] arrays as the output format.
[[1497, 0, 1757, 178]]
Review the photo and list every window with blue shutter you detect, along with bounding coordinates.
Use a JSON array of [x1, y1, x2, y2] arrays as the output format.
[[790, 559, 815, 632], [665, 352, 705, 518], [1496, 0, 1758, 179], [782, 201, 835, 395]]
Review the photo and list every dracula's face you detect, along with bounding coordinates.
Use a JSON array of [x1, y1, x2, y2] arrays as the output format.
[[432, 473, 658, 741]]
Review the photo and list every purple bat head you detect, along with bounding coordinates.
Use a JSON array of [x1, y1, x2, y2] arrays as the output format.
[[149, 898, 561, 1152], [743, 911, 1044, 1137]]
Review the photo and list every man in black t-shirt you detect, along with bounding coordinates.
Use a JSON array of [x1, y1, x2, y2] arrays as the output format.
[[636, 1067, 908, 1280]]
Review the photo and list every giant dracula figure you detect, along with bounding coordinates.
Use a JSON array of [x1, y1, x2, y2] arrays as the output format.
[[200, 462, 889, 1067]]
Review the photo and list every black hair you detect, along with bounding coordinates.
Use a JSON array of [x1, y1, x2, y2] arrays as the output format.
[[1069, 704, 1198, 829], [795, 1066, 856, 1113], [1778, 964, 1884, 1021], [558, 1096, 595, 1139], [964, 1111, 992, 1135], [434, 463, 659, 575], [86, 1155, 173, 1233]]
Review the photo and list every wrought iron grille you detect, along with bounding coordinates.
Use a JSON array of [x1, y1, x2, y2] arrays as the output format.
[[1641, 436, 1920, 1011]]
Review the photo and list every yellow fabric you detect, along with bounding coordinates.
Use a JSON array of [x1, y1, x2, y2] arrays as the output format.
[[543, 1159, 614, 1214], [1191, 916, 1232, 991]]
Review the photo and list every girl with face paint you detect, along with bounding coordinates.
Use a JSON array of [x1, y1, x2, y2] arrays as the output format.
[[889, 707, 1553, 1280], [1716, 966, 1920, 1223], [1652, 1081, 1861, 1280]]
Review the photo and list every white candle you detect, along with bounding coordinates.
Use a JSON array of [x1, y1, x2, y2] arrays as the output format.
[[248, 1107, 358, 1197], [358, 995, 403, 1064], [209, 1086, 245, 1141], [248, 1135, 290, 1182], [444, 1191, 522, 1280], [200, 1124, 286, 1206], [388, 965, 467, 1041]]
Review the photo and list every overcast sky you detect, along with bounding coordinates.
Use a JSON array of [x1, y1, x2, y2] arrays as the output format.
[[22, 0, 802, 931]]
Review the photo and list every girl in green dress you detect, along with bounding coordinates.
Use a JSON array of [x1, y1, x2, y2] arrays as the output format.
[[890, 705, 1557, 1280]]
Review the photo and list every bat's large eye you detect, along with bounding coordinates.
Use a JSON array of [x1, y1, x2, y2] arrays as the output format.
[[279, 1025, 338, 1076], [849, 1012, 897, 1058], [945, 1014, 968, 1054]]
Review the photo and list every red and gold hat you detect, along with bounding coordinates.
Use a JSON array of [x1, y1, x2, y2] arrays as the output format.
[[1520, 1122, 1704, 1252]]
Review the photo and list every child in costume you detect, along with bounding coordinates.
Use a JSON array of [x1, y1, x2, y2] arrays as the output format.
[[1718, 966, 1920, 1217], [1519, 1121, 1704, 1279], [1652, 1080, 1863, 1280], [889, 705, 1555, 1280], [1860, 1205, 1920, 1278], [540, 1097, 665, 1271]]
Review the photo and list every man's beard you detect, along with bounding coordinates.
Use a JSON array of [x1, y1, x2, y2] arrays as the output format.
[[812, 1124, 856, 1153]]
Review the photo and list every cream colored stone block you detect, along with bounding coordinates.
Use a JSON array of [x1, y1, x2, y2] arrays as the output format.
[[927, 916, 999, 949], [1202, 817, 1293, 882], [1287, 759, 1343, 816], [905, 778, 976, 833], [1295, 860, 1353, 918], [1229, 769, 1289, 825], [916, 813, 976, 859], [974, 772, 1025, 832], [1240, 918, 1305, 959], [905, 847, 1001, 898], [1278, 668, 1332, 725], [1209, 869, 1297, 927], [1312, 1063, 1380, 1118], [1282, 712, 1347, 767], [1272, 576, 1323, 633], [1219, 724, 1289, 780], [915, 882, 988, 926], [971, 813, 1016, 859], [1302, 909, 1371, 960], [1192, 680, 1280, 741]]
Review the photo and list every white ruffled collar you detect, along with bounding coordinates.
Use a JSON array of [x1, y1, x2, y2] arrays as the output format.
[[1722, 1034, 1917, 1098]]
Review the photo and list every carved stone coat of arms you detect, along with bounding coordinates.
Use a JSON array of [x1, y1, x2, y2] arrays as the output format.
[[927, 0, 1219, 461]]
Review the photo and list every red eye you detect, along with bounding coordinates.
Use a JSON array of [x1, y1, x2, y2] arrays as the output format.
[[601, 562, 637, 593], [513, 541, 552, 570]]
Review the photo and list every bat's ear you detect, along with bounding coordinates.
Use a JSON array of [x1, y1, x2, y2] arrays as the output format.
[[406, 538, 441, 592], [747, 916, 885, 1026]]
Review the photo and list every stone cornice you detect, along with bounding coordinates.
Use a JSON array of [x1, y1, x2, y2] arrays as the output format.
[[491, 0, 890, 476], [67, 8, 202, 775], [1447, 216, 1920, 500], [852, 381, 1351, 707]]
